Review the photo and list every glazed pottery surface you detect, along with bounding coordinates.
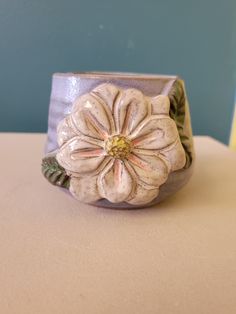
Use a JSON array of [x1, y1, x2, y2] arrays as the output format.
[[42, 72, 194, 209]]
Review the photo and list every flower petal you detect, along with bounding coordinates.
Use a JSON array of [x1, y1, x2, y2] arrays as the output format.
[[69, 176, 100, 203], [151, 95, 170, 114], [132, 117, 179, 150], [92, 83, 120, 112], [57, 116, 77, 146], [160, 138, 186, 171], [115, 88, 150, 135], [72, 93, 112, 139], [98, 159, 133, 203], [127, 185, 159, 205], [56, 136, 106, 174], [127, 153, 169, 188]]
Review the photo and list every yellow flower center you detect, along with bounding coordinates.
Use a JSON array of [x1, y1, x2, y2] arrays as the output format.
[[105, 135, 132, 159]]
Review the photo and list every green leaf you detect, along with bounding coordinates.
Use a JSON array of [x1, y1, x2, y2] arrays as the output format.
[[42, 155, 70, 189], [169, 79, 194, 169]]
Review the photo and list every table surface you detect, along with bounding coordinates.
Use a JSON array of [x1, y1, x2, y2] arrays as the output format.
[[0, 134, 236, 314]]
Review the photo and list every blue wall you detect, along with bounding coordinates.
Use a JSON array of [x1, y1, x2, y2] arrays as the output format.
[[0, 0, 235, 143]]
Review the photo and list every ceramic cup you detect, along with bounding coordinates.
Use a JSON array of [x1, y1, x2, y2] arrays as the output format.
[[42, 72, 194, 209]]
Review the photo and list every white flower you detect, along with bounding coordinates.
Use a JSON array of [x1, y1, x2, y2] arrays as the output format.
[[56, 83, 186, 205]]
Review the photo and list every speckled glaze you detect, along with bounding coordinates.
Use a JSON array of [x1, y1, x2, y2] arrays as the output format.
[[43, 72, 195, 209]]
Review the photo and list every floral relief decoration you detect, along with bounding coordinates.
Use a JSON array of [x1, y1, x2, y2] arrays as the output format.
[[55, 83, 186, 205]]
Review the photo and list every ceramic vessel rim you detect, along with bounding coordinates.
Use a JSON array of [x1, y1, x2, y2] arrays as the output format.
[[52, 71, 178, 80]]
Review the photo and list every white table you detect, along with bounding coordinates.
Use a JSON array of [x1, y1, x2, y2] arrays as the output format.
[[0, 134, 236, 314]]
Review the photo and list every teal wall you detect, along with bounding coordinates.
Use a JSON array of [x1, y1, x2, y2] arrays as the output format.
[[0, 0, 235, 143]]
